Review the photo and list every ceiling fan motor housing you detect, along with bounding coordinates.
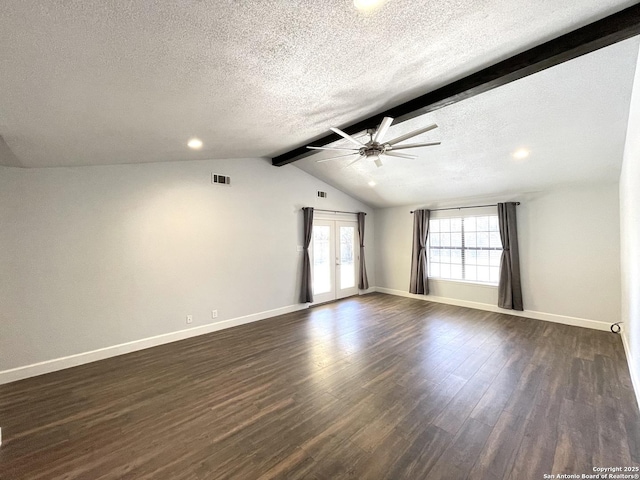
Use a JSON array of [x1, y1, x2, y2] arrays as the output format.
[[360, 144, 386, 157]]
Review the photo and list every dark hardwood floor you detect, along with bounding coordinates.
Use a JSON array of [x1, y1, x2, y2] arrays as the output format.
[[0, 293, 638, 479]]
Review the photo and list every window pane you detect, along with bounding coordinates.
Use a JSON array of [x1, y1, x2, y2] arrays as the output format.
[[451, 232, 462, 247], [430, 262, 440, 278], [465, 216, 476, 231], [477, 232, 489, 248], [490, 232, 502, 249], [477, 266, 490, 282], [440, 263, 451, 279], [477, 250, 489, 265], [490, 266, 499, 283], [465, 231, 476, 247], [465, 265, 477, 281], [428, 214, 501, 285], [451, 264, 463, 279], [465, 249, 477, 265]]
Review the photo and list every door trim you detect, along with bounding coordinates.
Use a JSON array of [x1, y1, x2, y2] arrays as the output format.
[[310, 215, 360, 305]]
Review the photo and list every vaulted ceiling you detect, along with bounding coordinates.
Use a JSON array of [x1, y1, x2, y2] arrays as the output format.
[[0, 1, 638, 207], [295, 37, 639, 207]]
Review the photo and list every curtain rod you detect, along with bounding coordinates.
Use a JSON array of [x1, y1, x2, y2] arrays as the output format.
[[305, 208, 366, 215], [410, 202, 520, 214]]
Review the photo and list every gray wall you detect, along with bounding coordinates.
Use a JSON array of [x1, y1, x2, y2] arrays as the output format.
[[620, 42, 640, 393], [374, 183, 621, 325], [0, 158, 375, 371]]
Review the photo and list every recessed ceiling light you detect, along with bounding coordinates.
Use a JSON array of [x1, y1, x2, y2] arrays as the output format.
[[354, 0, 383, 11], [512, 148, 530, 160], [187, 138, 203, 150], [368, 180, 376, 187]]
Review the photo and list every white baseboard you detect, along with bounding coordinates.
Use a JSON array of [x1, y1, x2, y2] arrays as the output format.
[[0, 303, 309, 386], [621, 330, 640, 411], [359, 287, 377, 295], [0, 290, 617, 386], [374, 287, 612, 332]]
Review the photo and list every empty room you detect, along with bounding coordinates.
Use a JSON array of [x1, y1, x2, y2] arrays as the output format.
[[2, 1, 640, 479]]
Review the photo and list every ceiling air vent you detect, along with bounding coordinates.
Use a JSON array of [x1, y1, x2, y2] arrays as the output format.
[[212, 174, 231, 185], [317, 191, 327, 198]]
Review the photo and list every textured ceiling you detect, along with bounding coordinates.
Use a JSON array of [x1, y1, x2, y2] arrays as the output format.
[[0, 0, 637, 171], [296, 38, 639, 207]]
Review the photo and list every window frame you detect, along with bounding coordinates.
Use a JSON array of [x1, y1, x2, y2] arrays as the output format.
[[427, 213, 502, 286]]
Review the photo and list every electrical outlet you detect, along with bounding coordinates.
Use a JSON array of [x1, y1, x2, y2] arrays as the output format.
[[186, 315, 193, 324], [212, 310, 218, 319]]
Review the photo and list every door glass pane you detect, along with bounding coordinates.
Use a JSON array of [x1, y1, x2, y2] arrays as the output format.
[[339, 226, 355, 289], [313, 226, 331, 295]]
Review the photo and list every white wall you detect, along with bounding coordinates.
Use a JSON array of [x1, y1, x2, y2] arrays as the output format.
[[375, 183, 621, 326], [0, 158, 374, 372], [620, 43, 640, 394]]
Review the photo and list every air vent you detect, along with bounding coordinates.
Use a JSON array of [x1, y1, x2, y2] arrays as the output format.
[[212, 174, 231, 185], [317, 191, 327, 198]]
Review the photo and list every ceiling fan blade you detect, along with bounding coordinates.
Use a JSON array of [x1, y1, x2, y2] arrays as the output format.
[[346, 156, 364, 167], [330, 127, 366, 147], [386, 124, 438, 146], [389, 142, 441, 150], [374, 157, 383, 168], [372, 117, 394, 144], [384, 151, 418, 159], [315, 153, 359, 163], [307, 146, 360, 152]]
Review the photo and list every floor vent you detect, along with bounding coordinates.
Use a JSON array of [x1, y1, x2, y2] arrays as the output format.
[[317, 191, 327, 198], [212, 174, 231, 185]]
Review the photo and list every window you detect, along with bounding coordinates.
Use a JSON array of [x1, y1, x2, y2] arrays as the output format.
[[428, 215, 502, 285]]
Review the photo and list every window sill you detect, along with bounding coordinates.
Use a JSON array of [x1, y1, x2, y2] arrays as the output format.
[[428, 278, 498, 289]]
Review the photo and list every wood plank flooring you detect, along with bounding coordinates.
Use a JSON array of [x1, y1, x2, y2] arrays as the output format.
[[0, 293, 638, 479]]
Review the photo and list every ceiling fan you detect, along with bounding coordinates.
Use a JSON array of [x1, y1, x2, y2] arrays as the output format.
[[307, 116, 440, 167]]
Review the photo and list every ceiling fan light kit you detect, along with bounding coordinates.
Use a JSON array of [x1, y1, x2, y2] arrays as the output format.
[[308, 117, 440, 167]]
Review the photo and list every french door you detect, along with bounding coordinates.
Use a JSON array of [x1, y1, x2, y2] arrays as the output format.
[[311, 219, 359, 304]]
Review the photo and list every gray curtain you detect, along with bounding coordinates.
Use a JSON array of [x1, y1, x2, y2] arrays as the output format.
[[497, 202, 523, 310], [357, 212, 369, 290], [301, 207, 314, 303], [409, 209, 430, 295]]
